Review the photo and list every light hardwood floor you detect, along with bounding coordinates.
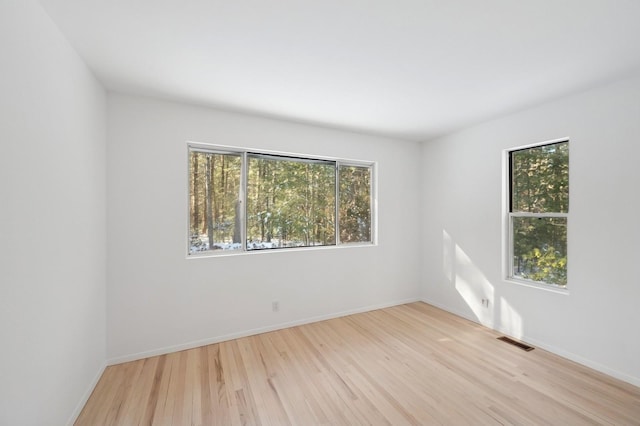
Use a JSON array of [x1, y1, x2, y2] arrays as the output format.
[[76, 303, 640, 425]]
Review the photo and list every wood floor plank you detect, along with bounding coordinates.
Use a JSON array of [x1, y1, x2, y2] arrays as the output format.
[[158, 351, 180, 425], [75, 302, 640, 425]]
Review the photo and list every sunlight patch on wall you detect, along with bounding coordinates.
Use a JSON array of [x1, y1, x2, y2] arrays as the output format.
[[443, 229, 495, 325], [499, 297, 523, 339], [443, 229, 454, 283]]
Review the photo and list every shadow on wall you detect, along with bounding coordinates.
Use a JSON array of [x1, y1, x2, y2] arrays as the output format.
[[442, 229, 523, 339]]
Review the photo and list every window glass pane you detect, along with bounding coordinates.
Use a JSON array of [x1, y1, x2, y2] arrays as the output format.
[[512, 216, 567, 286], [246, 155, 336, 249], [511, 142, 569, 213], [339, 165, 371, 243], [189, 151, 242, 253]]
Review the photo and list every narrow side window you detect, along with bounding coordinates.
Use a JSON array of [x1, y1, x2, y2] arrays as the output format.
[[508, 140, 569, 287], [339, 164, 372, 244]]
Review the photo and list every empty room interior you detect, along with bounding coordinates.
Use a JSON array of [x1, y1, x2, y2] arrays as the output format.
[[3, 0, 640, 425]]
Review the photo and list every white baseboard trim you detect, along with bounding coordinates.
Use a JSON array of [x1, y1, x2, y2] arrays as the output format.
[[421, 298, 640, 388], [66, 361, 107, 426], [511, 335, 640, 388], [421, 298, 489, 327], [107, 297, 421, 366]]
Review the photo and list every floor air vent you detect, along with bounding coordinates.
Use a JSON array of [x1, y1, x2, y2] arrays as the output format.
[[497, 336, 534, 351]]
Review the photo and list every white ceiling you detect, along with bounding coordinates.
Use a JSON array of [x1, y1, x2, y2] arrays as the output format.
[[39, 0, 640, 141]]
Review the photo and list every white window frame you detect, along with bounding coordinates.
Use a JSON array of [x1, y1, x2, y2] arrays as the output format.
[[187, 142, 377, 257], [504, 137, 569, 292]]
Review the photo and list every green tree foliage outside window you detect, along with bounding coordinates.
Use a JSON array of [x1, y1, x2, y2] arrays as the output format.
[[247, 155, 336, 249], [510, 141, 568, 286], [188, 147, 373, 254]]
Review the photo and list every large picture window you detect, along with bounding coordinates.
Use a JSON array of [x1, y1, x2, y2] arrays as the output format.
[[508, 140, 569, 287], [188, 145, 374, 255]]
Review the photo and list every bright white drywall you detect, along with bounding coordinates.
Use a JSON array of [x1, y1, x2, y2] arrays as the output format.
[[421, 74, 640, 386], [106, 93, 422, 362], [0, 1, 106, 425]]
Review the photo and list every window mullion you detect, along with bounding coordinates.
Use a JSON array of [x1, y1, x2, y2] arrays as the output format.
[[335, 163, 340, 245], [510, 212, 568, 218], [241, 151, 248, 252]]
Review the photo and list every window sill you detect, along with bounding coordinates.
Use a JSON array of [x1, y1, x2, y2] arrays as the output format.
[[506, 277, 570, 295], [186, 241, 377, 260]]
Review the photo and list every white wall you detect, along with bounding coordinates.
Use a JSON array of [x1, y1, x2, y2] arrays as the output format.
[[0, 1, 106, 425], [106, 93, 422, 362], [421, 74, 640, 386]]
